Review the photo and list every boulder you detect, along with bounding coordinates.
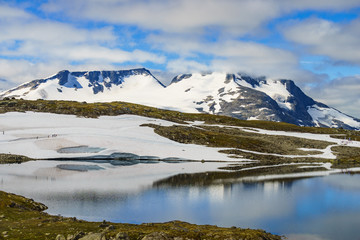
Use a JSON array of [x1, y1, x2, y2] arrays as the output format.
[[115, 232, 129, 240], [79, 233, 105, 240], [55, 234, 66, 240], [141, 232, 171, 240]]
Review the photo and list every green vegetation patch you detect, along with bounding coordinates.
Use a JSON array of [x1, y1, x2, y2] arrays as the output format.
[[331, 146, 360, 168], [0, 154, 33, 164], [143, 123, 331, 155], [219, 149, 328, 166]]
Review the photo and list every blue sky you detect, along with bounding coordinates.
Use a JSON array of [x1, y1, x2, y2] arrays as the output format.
[[0, 0, 360, 117]]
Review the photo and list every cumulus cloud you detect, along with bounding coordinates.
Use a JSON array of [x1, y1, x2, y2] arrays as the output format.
[[166, 58, 210, 73], [41, 0, 281, 36], [148, 33, 317, 82], [0, 58, 143, 90], [0, 4, 32, 19], [282, 17, 360, 65], [281, 0, 360, 11], [0, 3, 165, 83], [0, 59, 68, 88], [41, 0, 360, 36]]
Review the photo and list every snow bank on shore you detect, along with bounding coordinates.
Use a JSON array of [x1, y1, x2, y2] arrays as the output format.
[[0, 112, 238, 161]]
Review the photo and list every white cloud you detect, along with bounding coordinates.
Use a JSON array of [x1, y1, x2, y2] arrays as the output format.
[[149, 34, 311, 82], [41, 0, 360, 37], [282, 0, 360, 11], [0, 58, 145, 90], [42, 0, 281, 36], [0, 59, 67, 88], [282, 17, 360, 64], [0, 4, 165, 90], [0, 4, 33, 20], [166, 58, 210, 73]]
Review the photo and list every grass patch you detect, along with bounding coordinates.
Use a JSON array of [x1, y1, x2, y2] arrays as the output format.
[[331, 146, 360, 168], [219, 149, 328, 165], [143, 124, 331, 155], [0, 154, 33, 164]]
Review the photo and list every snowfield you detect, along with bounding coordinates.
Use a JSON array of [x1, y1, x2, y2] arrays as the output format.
[[1, 112, 360, 162], [0, 112, 239, 161]]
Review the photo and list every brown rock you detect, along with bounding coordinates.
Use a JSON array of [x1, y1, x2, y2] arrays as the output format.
[[115, 232, 129, 240], [55, 234, 66, 240], [79, 233, 105, 240], [141, 232, 171, 240]]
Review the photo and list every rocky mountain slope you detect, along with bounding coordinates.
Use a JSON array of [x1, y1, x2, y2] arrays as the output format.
[[1, 68, 359, 130]]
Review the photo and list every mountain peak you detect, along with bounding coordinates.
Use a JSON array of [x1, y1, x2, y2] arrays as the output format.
[[1, 69, 359, 130]]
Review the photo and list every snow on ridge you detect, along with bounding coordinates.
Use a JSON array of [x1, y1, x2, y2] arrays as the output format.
[[12, 73, 165, 104], [307, 104, 360, 129], [235, 76, 293, 111], [164, 72, 241, 114]]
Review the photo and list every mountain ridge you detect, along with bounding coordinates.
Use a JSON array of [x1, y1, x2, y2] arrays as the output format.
[[1, 68, 359, 130]]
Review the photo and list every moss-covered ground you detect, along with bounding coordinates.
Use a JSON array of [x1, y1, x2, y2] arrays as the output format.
[[0, 154, 33, 164]]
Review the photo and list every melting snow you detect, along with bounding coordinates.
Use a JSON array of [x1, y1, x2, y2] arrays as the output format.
[[0, 112, 241, 161]]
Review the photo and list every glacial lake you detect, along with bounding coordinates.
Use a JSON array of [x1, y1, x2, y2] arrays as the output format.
[[1, 160, 360, 240]]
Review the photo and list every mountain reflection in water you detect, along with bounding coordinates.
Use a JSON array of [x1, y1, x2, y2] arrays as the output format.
[[1, 161, 360, 240]]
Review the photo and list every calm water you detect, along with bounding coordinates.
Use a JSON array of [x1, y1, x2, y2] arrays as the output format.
[[1, 161, 360, 240]]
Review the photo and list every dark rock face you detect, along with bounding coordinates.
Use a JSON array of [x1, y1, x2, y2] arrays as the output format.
[[170, 74, 192, 85], [230, 75, 320, 126], [51, 70, 70, 86], [190, 73, 320, 126], [239, 74, 266, 87], [219, 86, 285, 122], [56, 68, 165, 94]]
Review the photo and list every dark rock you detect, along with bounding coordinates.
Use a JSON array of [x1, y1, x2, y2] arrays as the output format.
[[73, 231, 86, 240]]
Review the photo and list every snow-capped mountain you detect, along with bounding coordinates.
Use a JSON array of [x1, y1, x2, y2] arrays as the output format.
[[1, 68, 360, 130]]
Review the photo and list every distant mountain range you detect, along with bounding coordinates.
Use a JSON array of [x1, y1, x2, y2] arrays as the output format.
[[1, 68, 359, 130]]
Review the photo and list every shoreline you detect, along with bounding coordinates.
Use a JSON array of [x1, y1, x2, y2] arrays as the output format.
[[0, 190, 282, 240]]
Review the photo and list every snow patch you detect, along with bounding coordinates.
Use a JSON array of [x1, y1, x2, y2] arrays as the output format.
[[235, 76, 293, 110], [0, 112, 243, 161], [308, 105, 360, 129]]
